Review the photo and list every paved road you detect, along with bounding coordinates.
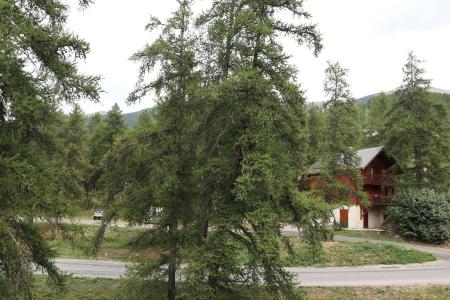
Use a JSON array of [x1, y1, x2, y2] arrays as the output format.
[[54, 258, 450, 286], [49, 222, 450, 286], [53, 230, 450, 286]]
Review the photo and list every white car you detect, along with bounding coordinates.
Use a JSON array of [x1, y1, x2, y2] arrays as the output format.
[[93, 210, 104, 220]]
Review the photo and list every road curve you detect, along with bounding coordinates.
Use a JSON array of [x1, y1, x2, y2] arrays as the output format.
[[54, 258, 450, 286], [51, 224, 450, 286]]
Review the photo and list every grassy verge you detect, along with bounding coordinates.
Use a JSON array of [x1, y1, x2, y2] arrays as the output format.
[[334, 230, 403, 242], [33, 277, 118, 300], [283, 239, 436, 267], [305, 285, 450, 300], [38, 224, 435, 266], [32, 277, 450, 300], [37, 224, 155, 261]]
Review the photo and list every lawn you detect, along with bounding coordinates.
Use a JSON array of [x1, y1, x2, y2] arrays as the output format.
[[32, 277, 450, 300], [334, 230, 403, 243], [38, 224, 436, 266], [37, 223, 154, 261], [283, 239, 435, 267]]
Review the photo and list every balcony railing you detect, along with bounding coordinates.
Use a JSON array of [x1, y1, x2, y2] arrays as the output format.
[[364, 174, 394, 186], [369, 195, 393, 206]]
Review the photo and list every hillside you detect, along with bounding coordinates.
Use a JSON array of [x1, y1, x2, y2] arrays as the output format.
[[88, 107, 156, 128], [89, 87, 449, 128], [355, 87, 450, 105]]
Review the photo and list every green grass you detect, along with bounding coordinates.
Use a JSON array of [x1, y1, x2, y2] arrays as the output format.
[[282, 240, 436, 267], [32, 276, 450, 300], [37, 224, 153, 261], [334, 230, 403, 242], [33, 277, 118, 300], [305, 285, 450, 300], [38, 224, 435, 266]]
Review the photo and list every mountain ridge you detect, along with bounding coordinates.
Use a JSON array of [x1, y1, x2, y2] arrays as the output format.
[[88, 87, 449, 127]]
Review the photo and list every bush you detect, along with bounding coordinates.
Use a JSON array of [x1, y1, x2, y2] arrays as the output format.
[[386, 189, 450, 244]]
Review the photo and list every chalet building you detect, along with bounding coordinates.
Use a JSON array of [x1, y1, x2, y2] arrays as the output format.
[[307, 146, 401, 229]]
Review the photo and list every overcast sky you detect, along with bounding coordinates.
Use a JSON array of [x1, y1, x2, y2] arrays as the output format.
[[67, 0, 450, 114]]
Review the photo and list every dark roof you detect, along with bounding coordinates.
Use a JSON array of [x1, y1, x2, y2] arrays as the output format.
[[307, 146, 384, 175]]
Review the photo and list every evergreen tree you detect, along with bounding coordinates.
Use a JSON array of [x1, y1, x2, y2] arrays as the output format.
[[87, 113, 103, 136], [0, 0, 99, 297], [85, 104, 126, 209], [63, 104, 88, 205], [102, 103, 126, 146], [384, 52, 450, 190], [314, 61, 366, 204], [95, 0, 328, 298], [365, 93, 393, 147], [306, 103, 326, 165], [94, 2, 200, 299], [188, 1, 325, 297]]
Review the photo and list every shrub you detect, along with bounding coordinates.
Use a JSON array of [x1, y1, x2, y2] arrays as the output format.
[[386, 189, 450, 244]]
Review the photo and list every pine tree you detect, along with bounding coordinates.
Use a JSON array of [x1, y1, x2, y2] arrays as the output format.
[[384, 52, 450, 190], [87, 113, 103, 136], [0, 0, 99, 297], [63, 104, 89, 206], [187, 0, 324, 297], [306, 103, 326, 165], [314, 61, 366, 205], [366, 93, 393, 147], [85, 104, 126, 209], [94, 2, 200, 299], [102, 103, 126, 146]]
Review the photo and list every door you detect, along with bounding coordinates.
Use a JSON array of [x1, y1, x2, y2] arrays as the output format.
[[340, 209, 348, 228], [363, 209, 369, 229]]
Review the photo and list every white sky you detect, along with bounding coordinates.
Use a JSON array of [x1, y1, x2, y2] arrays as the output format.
[[66, 0, 450, 114]]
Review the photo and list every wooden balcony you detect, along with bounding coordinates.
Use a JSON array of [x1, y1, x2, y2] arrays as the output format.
[[369, 195, 393, 206], [364, 174, 394, 186]]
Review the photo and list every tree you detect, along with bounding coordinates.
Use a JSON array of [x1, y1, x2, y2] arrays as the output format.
[[306, 103, 326, 165], [85, 104, 126, 209], [383, 52, 450, 190], [187, 0, 324, 297], [102, 103, 126, 146], [0, 0, 99, 297], [313, 61, 366, 205], [96, 0, 326, 298], [365, 93, 393, 147], [87, 113, 103, 136], [94, 2, 200, 299], [63, 104, 89, 207]]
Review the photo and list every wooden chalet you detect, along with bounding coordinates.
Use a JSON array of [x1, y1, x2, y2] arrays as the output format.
[[307, 146, 401, 229]]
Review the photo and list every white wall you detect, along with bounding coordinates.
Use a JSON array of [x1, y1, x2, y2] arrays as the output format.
[[348, 205, 364, 229], [333, 205, 364, 229], [368, 207, 384, 229]]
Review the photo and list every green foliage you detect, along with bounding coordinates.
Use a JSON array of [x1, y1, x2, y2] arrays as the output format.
[[96, 2, 200, 300], [96, 0, 327, 299], [62, 105, 89, 205], [383, 52, 450, 190], [306, 104, 326, 165], [295, 193, 333, 262], [313, 61, 366, 205], [0, 0, 99, 297], [85, 104, 126, 209], [386, 189, 450, 244], [364, 93, 393, 147]]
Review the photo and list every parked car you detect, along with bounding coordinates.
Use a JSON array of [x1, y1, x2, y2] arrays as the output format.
[[93, 210, 104, 220]]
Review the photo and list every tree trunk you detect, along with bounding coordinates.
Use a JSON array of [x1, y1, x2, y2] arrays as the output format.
[[167, 221, 177, 300]]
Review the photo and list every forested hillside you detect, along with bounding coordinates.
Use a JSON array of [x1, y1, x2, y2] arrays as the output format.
[[92, 90, 449, 129]]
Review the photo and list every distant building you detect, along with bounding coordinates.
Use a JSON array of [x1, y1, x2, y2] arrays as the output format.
[[307, 146, 402, 229]]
